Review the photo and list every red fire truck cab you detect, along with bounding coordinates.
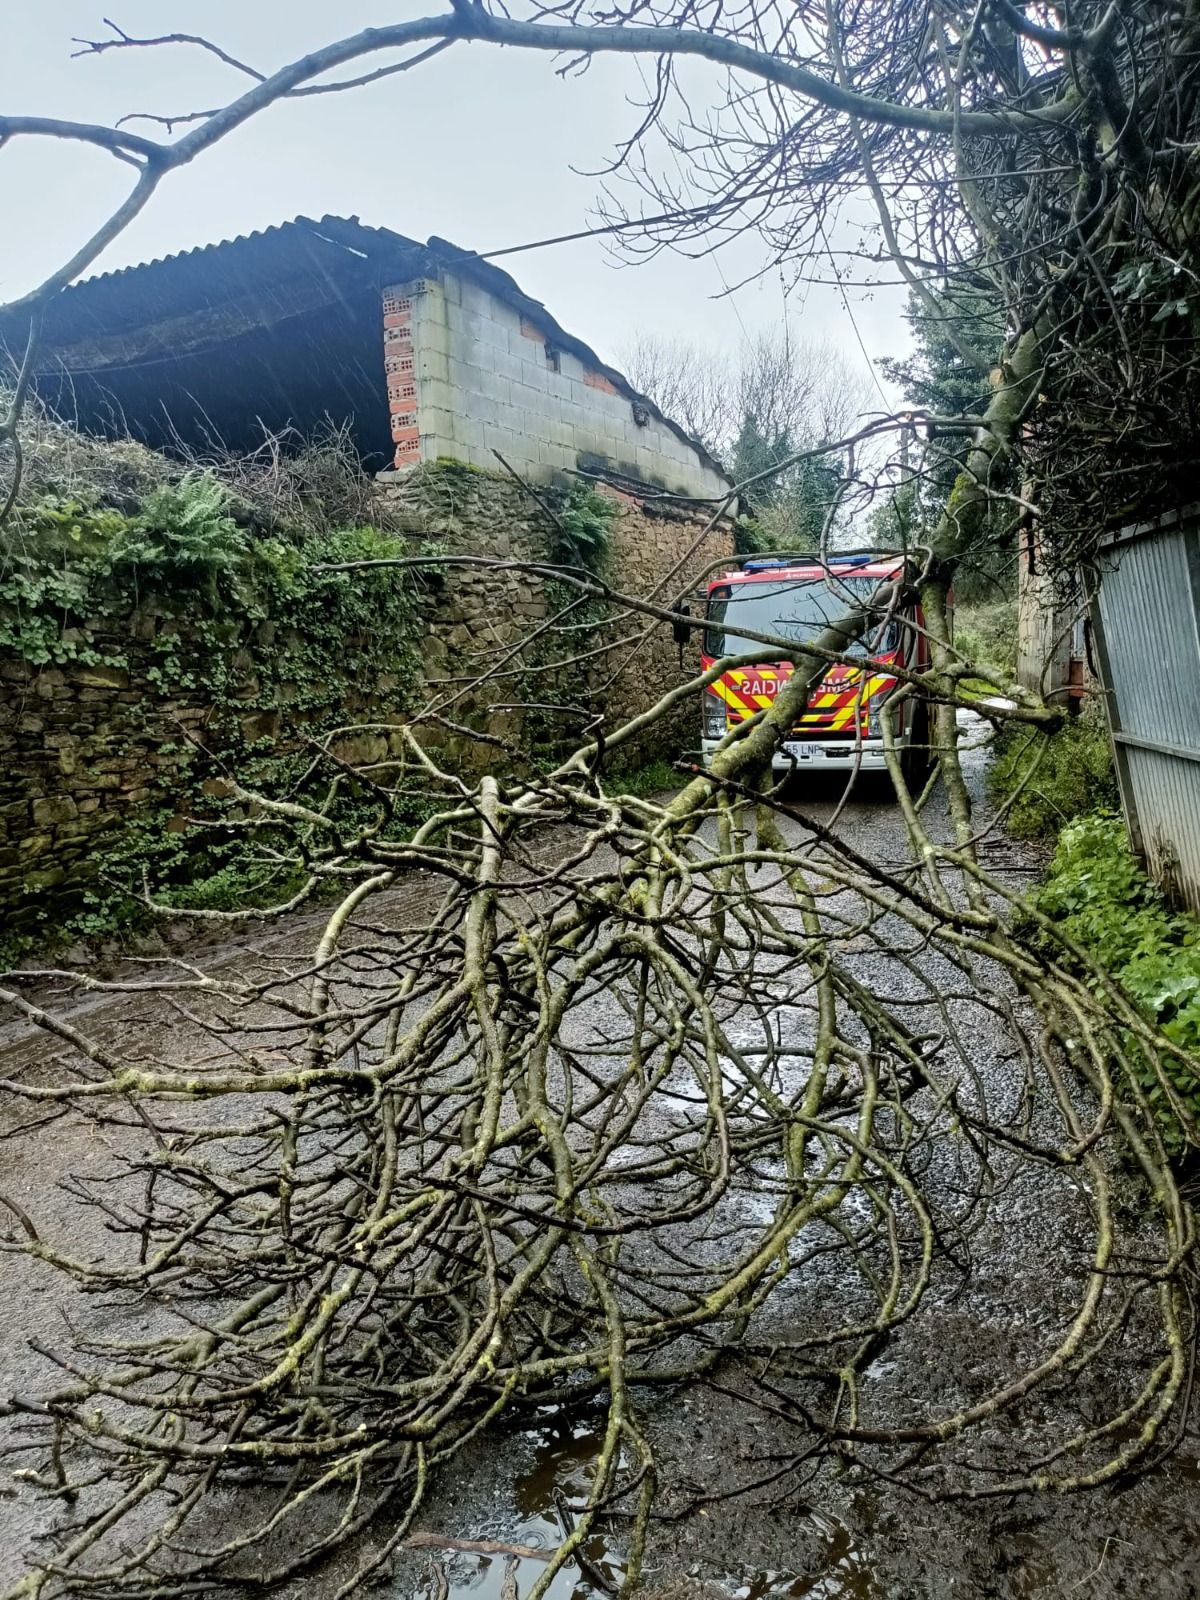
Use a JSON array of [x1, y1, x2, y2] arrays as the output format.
[[698, 553, 930, 779]]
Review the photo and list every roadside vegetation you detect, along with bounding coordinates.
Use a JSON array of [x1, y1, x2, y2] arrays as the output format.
[[1031, 813, 1200, 1128], [610, 756, 679, 796], [981, 686, 1196, 1129], [0, 424, 431, 963], [0, 422, 686, 966], [987, 703, 1119, 839], [953, 596, 1017, 684], [875, 251, 1198, 1134]]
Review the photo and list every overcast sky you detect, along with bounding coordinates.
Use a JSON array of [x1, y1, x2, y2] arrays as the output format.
[[1, 4, 910, 405]]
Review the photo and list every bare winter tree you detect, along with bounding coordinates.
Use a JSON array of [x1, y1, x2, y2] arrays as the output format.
[[623, 330, 876, 543], [0, 5, 1198, 1597], [621, 331, 870, 459], [620, 334, 732, 449], [6, 0, 1187, 589]]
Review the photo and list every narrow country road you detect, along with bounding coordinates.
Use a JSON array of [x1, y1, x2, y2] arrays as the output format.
[[1, 719, 1196, 1600]]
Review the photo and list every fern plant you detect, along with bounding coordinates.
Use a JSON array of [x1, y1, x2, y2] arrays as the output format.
[[118, 474, 250, 604], [552, 482, 617, 574]]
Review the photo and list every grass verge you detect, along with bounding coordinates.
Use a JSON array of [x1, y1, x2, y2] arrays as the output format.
[[987, 702, 1119, 839]]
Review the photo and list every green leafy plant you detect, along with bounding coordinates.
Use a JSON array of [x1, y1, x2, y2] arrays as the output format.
[[512, 482, 619, 766], [118, 474, 251, 599], [733, 513, 769, 555], [0, 475, 255, 664], [1032, 813, 1200, 1126], [988, 704, 1119, 839], [0, 498, 128, 664], [1112, 256, 1194, 323], [609, 757, 679, 797], [0, 477, 431, 960], [551, 481, 617, 573]]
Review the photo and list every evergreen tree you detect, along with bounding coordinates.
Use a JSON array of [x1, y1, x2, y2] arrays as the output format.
[[879, 288, 1016, 599], [731, 412, 843, 550]]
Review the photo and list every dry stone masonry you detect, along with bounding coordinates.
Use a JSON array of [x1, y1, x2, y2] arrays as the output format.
[[0, 465, 733, 942], [376, 464, 734, 768]]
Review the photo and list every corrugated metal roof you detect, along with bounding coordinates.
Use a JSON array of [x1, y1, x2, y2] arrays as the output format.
[[0, 217, 425, 345], [54, 217, 333, 287], [0, 214, 731, 487]]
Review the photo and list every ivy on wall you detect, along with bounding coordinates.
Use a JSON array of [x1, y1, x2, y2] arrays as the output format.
[[1, 460, 724, 960], [524, 481, 618, 766], [0, 474, 430, 958]]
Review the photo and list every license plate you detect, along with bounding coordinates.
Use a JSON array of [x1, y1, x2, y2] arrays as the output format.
[[784, 742, 821, 760]]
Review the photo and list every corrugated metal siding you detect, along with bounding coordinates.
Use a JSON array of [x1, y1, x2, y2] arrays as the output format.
[[1093, 511, 1200, 908], [1123, 747, 1200, 906]]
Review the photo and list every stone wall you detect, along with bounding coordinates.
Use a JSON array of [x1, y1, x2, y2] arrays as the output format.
[[0, 615, 415, 941], [0, 653, 156, 928], [374, 463, 735, 770], [0, 463, 734, 942], [383, 271, 732, 501]]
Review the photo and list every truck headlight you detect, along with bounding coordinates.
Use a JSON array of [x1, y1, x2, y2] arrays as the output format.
[[867, 696, 897, 738], [703, 693, 726, 739]]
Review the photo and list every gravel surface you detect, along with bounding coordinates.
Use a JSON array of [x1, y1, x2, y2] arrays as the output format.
[[1, 720, 1196, 1600]]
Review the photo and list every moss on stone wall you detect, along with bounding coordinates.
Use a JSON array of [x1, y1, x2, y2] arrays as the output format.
[[375, 463, 734, 772], [0, 476, 427, 955], [0, 458, 734, 958]]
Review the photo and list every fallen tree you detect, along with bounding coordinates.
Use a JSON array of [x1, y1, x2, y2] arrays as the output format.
[[0, 556, 1193, 1599], [2, 4, 1200, 1590]]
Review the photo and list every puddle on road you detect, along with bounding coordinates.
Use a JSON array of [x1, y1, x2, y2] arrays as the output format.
[[403, 1420, 623, 1600], [409, 1419, 882, 1600]]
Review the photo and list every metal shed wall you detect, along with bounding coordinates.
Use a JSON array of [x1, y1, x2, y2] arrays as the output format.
[[1091, 506, 1200, 907]]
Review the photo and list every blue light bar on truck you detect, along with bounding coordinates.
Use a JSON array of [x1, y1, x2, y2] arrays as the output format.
[[741, 553, 881, 573]]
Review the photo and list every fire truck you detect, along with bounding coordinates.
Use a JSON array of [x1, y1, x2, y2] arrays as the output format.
[[694, 552, 931, 782]]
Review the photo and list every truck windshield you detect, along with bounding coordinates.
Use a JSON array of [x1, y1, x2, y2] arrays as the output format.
[[704, 576, 898, 657]]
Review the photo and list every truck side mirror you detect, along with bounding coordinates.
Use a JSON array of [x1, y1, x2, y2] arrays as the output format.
[[671, 603, 692, 647]]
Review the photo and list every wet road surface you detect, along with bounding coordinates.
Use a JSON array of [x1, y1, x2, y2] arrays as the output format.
[[1, 727, 1197, 1600]]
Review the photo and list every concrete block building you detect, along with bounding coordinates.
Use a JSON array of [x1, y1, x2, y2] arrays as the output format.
[[0, 214, 731, 504]]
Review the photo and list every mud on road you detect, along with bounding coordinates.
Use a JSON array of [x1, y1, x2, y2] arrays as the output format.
[[0, 724, 1197, 1600]]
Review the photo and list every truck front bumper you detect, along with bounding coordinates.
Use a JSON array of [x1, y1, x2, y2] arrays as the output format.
[[700, 736, 890, 774]]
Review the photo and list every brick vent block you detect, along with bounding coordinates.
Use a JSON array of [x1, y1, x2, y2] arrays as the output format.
[[584, 370, 620, 395]]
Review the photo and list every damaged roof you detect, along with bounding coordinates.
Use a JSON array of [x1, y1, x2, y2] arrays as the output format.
[[0, 214, 730, 484]]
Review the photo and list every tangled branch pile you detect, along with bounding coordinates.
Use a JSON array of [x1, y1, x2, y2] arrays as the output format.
[[0, 567, 1194, 1600]]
